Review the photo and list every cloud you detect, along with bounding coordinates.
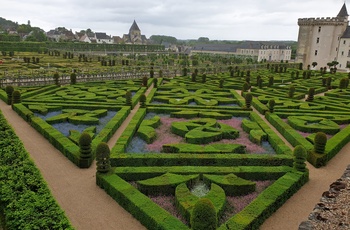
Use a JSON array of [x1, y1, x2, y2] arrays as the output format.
[[0, 0, 347, 40]]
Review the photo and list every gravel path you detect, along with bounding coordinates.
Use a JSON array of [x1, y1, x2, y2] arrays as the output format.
[[1, 86, 350, 230]]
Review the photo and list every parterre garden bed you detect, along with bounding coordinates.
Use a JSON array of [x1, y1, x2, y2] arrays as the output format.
[[2, 67, 350, 229]]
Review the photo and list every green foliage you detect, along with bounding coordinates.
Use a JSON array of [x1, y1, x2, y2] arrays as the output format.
[[306, 88, 315, 102], [140, 93, 146, 108], [96, 142, 111, 173], [314, 132, 327, 154], [0, 111, 73, 229], [288, 85, 295, 98], [268, 99, 275, 113], [142, 76, 148, 86], [125, 91, 132, 106], [79, 132, 92, 158], [70, 72, 77, 84], [5, 85, 14, 105], [53, 72, 60, 86], [190, 198, 217, 230], [245, 92, 253, 108], [293, 145, 307, 172], [219, 78, 224, 88], [11, 90, 21, 105]]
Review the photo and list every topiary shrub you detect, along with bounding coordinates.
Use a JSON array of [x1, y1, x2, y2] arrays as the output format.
[[288, 85, 295, 98], [268, 76, 274, 86], [268, 99, 275, 113], [219, 78, 224, 88], [125, 91, 132, 106], [79, 132, 92, 159], [140, 94, 146, 108], [191, 72, 197, 82], [314, 132, 327, 154], [11, 90, 21, 105], [70, 72, 77, 84], [190, 198, 217, 230], [339, 78, 348, 91], [142, 76, 148, 87], [96, 142, 111, 173], [201, 74, 206, 83], [306, 88, 315, 102], [245, 92, 253, 109], [53, 72, 60, 86], [150, 69, 154, 78], [153, 78, 158, 88], [293, 145, 308, 172], [5, 85, 14, 105]]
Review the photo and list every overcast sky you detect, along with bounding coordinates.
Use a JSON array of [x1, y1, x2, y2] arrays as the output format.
[[0, 0, 347, 41]]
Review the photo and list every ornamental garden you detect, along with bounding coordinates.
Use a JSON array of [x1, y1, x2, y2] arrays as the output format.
[[1, 50, 350, 229]]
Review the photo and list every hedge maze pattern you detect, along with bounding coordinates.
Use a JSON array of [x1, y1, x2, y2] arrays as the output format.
[[4, 66, 350, 229]]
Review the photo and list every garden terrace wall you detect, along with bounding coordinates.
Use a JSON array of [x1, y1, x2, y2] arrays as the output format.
[[0, 111, 73, 229]]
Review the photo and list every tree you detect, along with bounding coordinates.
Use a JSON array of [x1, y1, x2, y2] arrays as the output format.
[[190, 198, 217, 230], [311, 62, 318, 68], [96, 142, 111, 173]]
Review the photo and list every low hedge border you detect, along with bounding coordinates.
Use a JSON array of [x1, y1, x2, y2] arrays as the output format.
[[96, 172, 189, 230], [265, 112, 313, 151], [111, 153, 293, 168], [113, 166, 293, 182], [0, 111, 73, 230]]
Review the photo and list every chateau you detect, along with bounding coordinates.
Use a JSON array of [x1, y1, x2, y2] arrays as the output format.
[[296, 3, 350, 70]]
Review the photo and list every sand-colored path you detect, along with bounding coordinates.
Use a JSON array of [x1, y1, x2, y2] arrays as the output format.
[[1, 85, 350, 230]]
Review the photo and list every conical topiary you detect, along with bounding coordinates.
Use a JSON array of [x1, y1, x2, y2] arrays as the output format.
[[314, 132, 327, 154], [5, 85, 14, 105], [190, 198, 217, 230], [125, 91, 132, 106], [268, 99, 275, 113], [96, 142, 111, 173], [140, 93, 146, 108], [11, 90, 21, 105], [306, 88, 315, 102], [293, 145, 308, 172], [79, 132, 92, 159], [245, 92, 253, 109]]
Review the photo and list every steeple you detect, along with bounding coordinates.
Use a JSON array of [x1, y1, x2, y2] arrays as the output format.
[[337, 3, 349, 18], [129, 20, 140, 32]]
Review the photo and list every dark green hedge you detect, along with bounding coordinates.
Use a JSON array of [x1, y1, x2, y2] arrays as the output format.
[[96, 172, 189, 230], [218, 171, 308, 230], [0, 111, 73, 230]]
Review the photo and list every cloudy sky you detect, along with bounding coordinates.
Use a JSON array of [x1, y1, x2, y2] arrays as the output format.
[[0, 0, 347, 41]]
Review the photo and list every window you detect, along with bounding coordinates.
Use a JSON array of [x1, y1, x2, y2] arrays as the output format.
[[318, 27, 321, 32], [344, 40, 346, 45], [348, 50, 350, 57], [316, 37, 320, 43], [342, 51, 344, 56], [315, 50, 318, 56]]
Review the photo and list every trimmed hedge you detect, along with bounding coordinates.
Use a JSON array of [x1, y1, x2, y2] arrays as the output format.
[[218, 171, 308, 230], [96, 172, 189, 230], [0, 111, 73, 229]]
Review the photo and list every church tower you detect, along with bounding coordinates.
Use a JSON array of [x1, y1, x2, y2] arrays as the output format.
[[296, 4, 349, 69]]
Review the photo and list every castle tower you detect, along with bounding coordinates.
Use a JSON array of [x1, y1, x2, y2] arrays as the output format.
[[296, 4, 349, 69], [129, 20, 141, 41]]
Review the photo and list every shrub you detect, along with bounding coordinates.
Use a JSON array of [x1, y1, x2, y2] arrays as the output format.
[[140, 94, 146, 108], [5, 85, 14, 105], [306, 88, 315, 102], [142, 76, 148, 86], [245, 92, 253, 108], [288, 85, 295, 98], [150, 69, 154, 78], [153, 78, 158, 88], [202, 74, 206, 83], [53, 72, 60, 86], [339, 78, 348, 91], [190, 198, 217, 230], [191, 72, 197, 82], [79, 132, 92, 159], [70, 73, 77, 84], [293, 145, 307, 172], [11, 90, 21, 105], [96, 142, 111, 173], [219, 78, 224, 88], [314, 132, 327, 154], [268, 76, 274, 86], [125, 91, 132, 106], [268, 99, 275, 113]]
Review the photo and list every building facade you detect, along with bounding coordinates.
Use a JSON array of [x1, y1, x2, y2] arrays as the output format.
[[123, 20, 148, 44], [296, 4, 349, 70]]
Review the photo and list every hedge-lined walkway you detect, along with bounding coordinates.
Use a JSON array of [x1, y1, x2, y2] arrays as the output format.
[[0, 96, 148, 230], [1, 84, 350, 230]]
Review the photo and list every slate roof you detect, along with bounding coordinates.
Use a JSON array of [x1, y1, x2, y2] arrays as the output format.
[[95, 32, 111, 39], [129, 20, 140, 32], [341, 26, 350, 38], [338, 3, 349, 17]]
